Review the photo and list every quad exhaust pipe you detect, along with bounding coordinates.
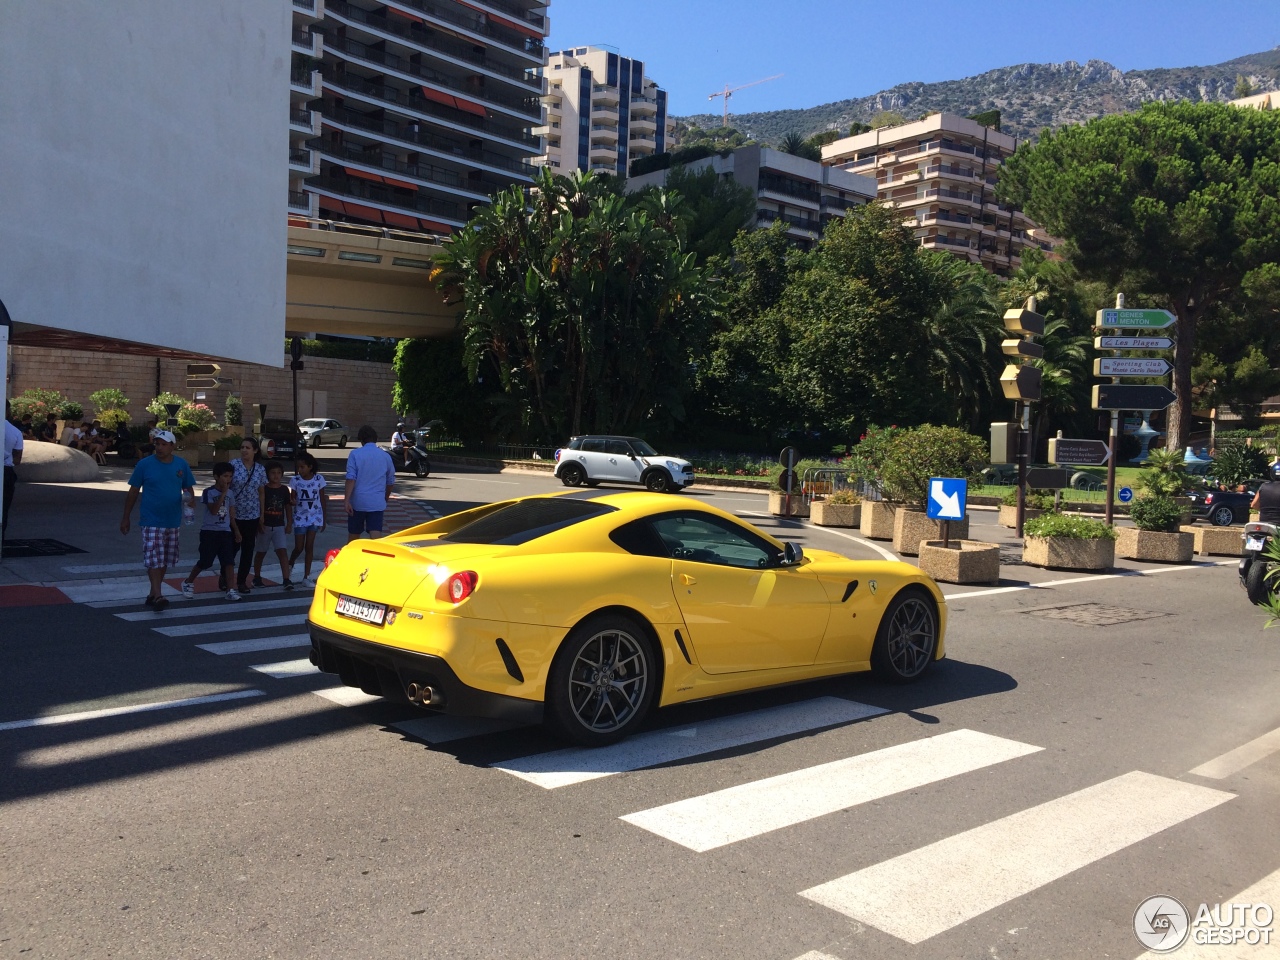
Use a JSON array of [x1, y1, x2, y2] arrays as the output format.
[[405, 682, 442, 707]]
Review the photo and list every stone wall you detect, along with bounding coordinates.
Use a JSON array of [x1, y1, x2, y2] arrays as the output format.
[[8, 346, 401, 435]]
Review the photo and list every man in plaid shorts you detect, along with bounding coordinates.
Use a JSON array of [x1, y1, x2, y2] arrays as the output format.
[[120, 430, 195, 611]]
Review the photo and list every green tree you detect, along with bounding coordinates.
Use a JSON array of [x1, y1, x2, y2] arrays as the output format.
[[392, 336, 499, 440], [869, 111, 907, 129], [1195, 346, 1280, 428], [998, 101, 1280, 451], [634, 165, 756, 265], [919, 253, 1004, 430], [1234, 74, 1256, 99], [779, 131, 820, 161], [428, 168, 714, 441]]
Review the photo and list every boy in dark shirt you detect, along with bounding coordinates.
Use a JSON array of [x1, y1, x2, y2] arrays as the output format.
[[253, 461, 295, 589], [180, 462, 242, 601]]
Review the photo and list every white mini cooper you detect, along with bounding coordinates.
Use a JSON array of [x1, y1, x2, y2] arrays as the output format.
[[553, 436, 695, 493]]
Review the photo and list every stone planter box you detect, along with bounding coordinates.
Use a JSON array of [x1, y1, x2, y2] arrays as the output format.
[[893, 509, 970, 557], [1179, 524, 1244, 557], [767, 490, 809, 518], [1116, 527, 1194, 564], [859, 501, 897, 540], [1023, 536, 1115, 571], [918, 540, 1000, 585], [811, 500, 860, 527], [998, 504, 1045, 528]]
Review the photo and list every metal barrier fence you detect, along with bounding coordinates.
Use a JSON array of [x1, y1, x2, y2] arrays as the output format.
[[799, 467, 880, 505], [497, 443, 558, 461]]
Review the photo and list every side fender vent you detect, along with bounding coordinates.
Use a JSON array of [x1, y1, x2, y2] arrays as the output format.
[[673, 629, 692, 665], [495, 638, 524, 683], [841, 580, 860, 603]]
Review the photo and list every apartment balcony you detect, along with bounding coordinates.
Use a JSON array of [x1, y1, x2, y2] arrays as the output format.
[[382, 0, 545, 64], [591, 102, 619, 118], [757, 208, 821, 233], [589, 143, 616, 162], [627, 130, 654, 143], [591, 84, 620, 105], [320, 100, 537, 179], [918, 209, 973, 227], [319, 68, 540, 152], [290, 146, 320, 175], [590, 124, 618, 142], [629, 95, 658, 114], [291, 66, 321, 96], [325, 0, 544, 93], [307, 174, 466, 226], [325, 36, 541, 123], [290, 106, 320, 135], [315, 140, 511, 200], [878, 169, 923, 187], [589, 162, 618, 175], [758, 174, 821, 206], [292, 27, 321, 56], [288, 190, 318, 216], [627, 140, 655, 157], [820, 195, 862, 213], [459, 0, 545, 32], [629, 114, 656, 132], [920, 233, 975, 250], [292, 0, 323, 21]]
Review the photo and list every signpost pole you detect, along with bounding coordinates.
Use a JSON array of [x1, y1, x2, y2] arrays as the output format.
[[1105, 293, 1123, 526], [1016, 400, 1030, 538]]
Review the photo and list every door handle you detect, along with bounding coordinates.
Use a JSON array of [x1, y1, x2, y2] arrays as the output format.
[[680, 573, 697, 585]]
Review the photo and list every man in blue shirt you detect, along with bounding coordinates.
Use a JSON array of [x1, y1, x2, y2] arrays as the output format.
[[120, 430, 195, 610], [344, 425, 396, 542]]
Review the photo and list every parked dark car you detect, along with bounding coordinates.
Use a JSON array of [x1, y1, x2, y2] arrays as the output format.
[[257, 417, 304, 461], [1185, 481, 1263, 526]]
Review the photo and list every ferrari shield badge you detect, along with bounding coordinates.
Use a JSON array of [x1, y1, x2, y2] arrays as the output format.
[[359, 568, 369, 584], [868, 580, 878, 595]]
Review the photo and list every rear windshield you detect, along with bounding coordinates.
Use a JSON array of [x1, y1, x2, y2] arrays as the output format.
[[441, 498, 616, 545]]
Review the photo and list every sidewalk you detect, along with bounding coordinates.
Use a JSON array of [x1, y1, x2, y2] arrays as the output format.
[[0, 463, 435, 602]]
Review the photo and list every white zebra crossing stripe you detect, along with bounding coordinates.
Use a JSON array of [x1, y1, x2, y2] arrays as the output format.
[[494, 697, 887, 790], [621, 729, 1042, 852], [392, 715, 522, 744], [1188, 726, 1280, 780], [60, 577, 180, 604], [799, 771, 1234, 944], [249, 658, 319, 679], [791, 953, 843, 960], [1133, 865, 1280, 958], [197, 634, 311, 656], [154, 614, 306, 637], [117, 596, 312, 621], [312, 686, 382, 707], [0, 689, 265, 732]]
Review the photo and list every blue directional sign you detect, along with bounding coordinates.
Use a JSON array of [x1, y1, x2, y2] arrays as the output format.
[[927, 477, 968, 521], [1118, 486, 1134, 503]]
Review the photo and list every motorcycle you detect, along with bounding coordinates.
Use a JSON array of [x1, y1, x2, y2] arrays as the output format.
[[390, 431, 431, 478], [1239, 521, 1277, 604]]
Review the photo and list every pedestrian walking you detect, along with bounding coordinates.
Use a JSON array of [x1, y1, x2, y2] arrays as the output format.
[[229, 437, 268, 594], [344, 425, 395, 542], [119, 429, 195, 611], [252, 461, 294, 589], [180, 461, 242, 601], [288, 452, 327, 586], [4, 401, 23, 538]]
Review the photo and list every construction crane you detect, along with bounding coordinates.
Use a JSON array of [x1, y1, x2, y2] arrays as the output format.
[[708, 74, 783, 128]]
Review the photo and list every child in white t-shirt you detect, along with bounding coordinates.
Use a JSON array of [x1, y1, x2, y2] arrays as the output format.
[[288, 452, 328, 586]]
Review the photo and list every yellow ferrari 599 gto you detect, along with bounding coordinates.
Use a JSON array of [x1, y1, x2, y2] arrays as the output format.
[[308, 491, 947, 745]]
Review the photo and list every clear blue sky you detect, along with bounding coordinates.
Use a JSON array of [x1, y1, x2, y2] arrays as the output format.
[[545, 0, 1278, 118]]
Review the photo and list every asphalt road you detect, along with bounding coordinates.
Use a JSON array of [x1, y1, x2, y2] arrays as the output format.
[[3, 464, 1279, 959]]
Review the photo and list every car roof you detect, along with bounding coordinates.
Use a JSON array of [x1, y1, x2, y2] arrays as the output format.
[[567, 435, 646, 442]]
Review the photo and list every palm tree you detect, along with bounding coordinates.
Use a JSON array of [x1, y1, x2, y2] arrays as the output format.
[[921, 254, 1005, 429]]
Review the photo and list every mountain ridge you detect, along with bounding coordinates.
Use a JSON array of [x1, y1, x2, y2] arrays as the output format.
[[675, 47, 1280, 143]]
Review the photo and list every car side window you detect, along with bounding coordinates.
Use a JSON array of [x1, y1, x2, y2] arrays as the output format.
[[650, 514, 776, 569], [580, 439, 605, 453], [604, 440, 631, 456], [609, 518, 669, 557]]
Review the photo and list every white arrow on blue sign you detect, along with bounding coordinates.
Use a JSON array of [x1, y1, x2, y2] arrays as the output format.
[[927, 478, 968, 521], [1118, 486, 1134, 503]]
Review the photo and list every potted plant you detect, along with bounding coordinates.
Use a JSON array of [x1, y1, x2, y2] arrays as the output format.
[[876, 425, 987, 556], [1117, 494, 1194, 563], [918, 537, 1001, 585], [849, 425, 903, 539], [997, 487, 1056, 527], [1022, 512, 1118, 570], [811, 488, 861, 527]]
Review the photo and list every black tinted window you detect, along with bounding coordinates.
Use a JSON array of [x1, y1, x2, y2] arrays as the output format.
[[651, 514, 775, 569], [609, 519, 669, 557], [581, 439, 606, 453], [605, 440, 631, 455], [442, 498, 615, 545]]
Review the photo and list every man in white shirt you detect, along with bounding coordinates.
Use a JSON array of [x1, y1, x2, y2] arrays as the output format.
[[4, 401, 24, 537]]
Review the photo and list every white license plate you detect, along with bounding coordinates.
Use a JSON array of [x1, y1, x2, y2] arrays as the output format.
[[1247, 537, 1266, 551], [336, 594, 388, 625]]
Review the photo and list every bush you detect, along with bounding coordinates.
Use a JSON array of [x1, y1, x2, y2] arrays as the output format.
[[826, 488, 861, 505], [59, 400, 84, 421], [1209, 443, 1269, 487], [1023, 513, 1117, 540], [845, 424, 904, 483], [11, 388, 69, 422], [224, 395, 243, 427], [1136, 448, 1188, 499], [213, 433, 244, 452], [1000, 487, 1058, 510], [177, 402, 218, 432], [1129, 494, 1183, 532], [98, 408, 131, 430], [89, 388, 130, 415], [878, 425, 988, 508], [146, 391, 187, 420]]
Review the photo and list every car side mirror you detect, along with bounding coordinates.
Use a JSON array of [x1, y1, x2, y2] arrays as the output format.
[[780, 542, 804, 566]]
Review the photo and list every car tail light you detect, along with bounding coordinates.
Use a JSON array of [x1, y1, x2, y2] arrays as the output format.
[[446, 571, 478, 603], [1205, 493, 1215, 504], [324, 549, 341, 569]]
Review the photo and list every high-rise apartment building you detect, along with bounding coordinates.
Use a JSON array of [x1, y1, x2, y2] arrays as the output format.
[[822, 113, 1050, 275], [288, 0, 550, 234], [536, 46, 673, 177]]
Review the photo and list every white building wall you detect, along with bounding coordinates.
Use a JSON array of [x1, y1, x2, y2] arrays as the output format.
[[0, 1, 290, 366]]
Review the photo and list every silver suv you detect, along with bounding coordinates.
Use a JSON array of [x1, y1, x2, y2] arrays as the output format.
[[554, 436, 694, 493]]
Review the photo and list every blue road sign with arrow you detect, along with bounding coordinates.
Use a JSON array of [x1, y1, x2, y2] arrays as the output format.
[[927, 478, 968, 521], [1118, 486, 1134, 503]]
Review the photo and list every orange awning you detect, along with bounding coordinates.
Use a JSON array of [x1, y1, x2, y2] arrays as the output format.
[[343, 201, 387, 223], [345, 166, 387, 184], [387, 6, 424, 22], [318, 195, 347, 213], [455, 0, 542, 38], [420, 85, 487, 117], [382, 211, 421, 229], [382, 173, 418, 190]]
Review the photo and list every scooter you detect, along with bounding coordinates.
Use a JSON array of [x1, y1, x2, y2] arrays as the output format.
[[1239, 521, 1277, 604], [391, 432, 431, 478]]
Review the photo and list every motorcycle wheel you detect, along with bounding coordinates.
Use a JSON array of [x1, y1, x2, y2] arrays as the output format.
[[414, 459, 427, 478], [1246, 558, 1271, 606]]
